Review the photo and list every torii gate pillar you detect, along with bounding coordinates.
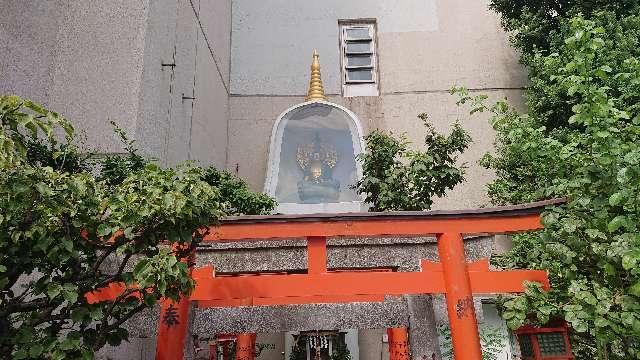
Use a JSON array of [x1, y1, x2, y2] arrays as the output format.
[[387, 327, 410, 360], [438, 232, 483, 360], [235, 333, 256, 360]]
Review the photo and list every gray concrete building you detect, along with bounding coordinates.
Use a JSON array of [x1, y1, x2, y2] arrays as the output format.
[[1, 1, 526, 359]]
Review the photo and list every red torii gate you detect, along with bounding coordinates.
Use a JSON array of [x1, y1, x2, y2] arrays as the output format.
[[88, 199, 561, 360]]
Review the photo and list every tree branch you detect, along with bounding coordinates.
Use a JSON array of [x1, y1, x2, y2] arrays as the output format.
[[0, 298, 49, 316], [93, 302, 147, 351], [93, 255, 133, 290], [91, 247, 116, 275]]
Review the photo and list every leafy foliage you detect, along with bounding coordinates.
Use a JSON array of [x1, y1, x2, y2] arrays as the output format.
[[97, 121, 148, 187], [438, 324, 507, 360], [202, 167, 276, 216], [0, 95, 275, 359], [489, 0, 640, 60], [473, 3, 640, 358], [355, 114, 471, 211], [329, 338, 351, 360], [492, 1, 640, 132]]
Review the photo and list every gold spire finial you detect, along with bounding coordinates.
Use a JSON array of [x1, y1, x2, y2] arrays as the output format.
[[305, 50, 328, 101]]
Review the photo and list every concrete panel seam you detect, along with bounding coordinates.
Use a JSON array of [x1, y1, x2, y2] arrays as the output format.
[[163, 44, 177, 167], [187, 0, 229, 94], [226, 0, 233, 170], [186, 0, 199, 161], [227, 86, 525, 98]]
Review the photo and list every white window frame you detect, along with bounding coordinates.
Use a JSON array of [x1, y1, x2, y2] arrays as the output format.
[[339, 20, 379, 97]]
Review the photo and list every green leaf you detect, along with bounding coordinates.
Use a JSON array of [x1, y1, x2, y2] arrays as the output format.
[[585, 229, 606, 240], [62, 284, 78, 303], [90, 307, 104, 321], [0, 96, 269, 357], [629, 282, 640, 297], [123, 227, 134, 239], [71, 307, 89, 323], [61, 238, 73, 252], [502, 310, 516, 320], [14, 348, 28, 360], [97, 224, 111, 237], [143, 293, 157, 306], [29, 344, 44, 358], [604, 263, 616, 276], [24, 99, 47, 115], [622, 252, 639, 271], [47, 283, 61, 299], [609, 192, 625, 206], [608, 215, 627, 233], [35, 182, 53, 196]]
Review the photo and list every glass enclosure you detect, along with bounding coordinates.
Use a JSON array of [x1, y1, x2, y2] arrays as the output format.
[[273, 103, 362, 206]]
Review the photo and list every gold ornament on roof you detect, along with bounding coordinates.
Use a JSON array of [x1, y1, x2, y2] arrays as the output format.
[[305, 50, 328, 102]]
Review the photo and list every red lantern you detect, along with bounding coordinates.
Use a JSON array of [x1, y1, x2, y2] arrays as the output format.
[[515, 321, 574, 360]]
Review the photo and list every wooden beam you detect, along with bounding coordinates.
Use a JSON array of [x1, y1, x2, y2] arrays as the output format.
[[204, 214, 543, 242], [197, 294, 386, 308], [88, 260, 548, 306], [189, 260, 548, 302], [307, 236, 327, 274]]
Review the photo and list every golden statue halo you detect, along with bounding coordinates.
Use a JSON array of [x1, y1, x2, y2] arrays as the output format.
[[296, 133, 338, 183]]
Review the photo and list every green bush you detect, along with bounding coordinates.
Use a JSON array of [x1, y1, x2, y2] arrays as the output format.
[[467, 3, 640, 358], [355, 113, 471, 212], [0, 95, 275, 359]]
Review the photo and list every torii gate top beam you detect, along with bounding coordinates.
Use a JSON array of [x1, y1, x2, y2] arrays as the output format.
[[205, 198, 564, 241]]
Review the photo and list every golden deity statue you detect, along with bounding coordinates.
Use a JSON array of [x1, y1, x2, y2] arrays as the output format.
[[296, 133, 340, 203]]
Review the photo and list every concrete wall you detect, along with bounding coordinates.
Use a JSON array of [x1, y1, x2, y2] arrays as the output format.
[[1, 1, 148, 152], [1, 1, 231, 359], [0, 0, 231, 167], [0, 1, 65, 108], [228, 90, 523, 210], [231, 0, 524, 96], [232, 0, 438, 95], [228, 0, 526, 209]]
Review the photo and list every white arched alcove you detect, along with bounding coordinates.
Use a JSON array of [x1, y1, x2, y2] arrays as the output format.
[[264, 100, 366, 214]]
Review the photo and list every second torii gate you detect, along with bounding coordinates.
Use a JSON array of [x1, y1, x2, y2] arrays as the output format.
[[88, 199, 561, 360]]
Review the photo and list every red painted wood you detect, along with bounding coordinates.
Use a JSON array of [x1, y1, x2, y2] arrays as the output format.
[[235, 333, 256, 360], [222, 341, 229, 360], [189, 261, 548, 302], [307, 236, 327, 274], [387, 328, 410, 360], [80, 203, 557, 360], [515, 322, 574, 360], [205, 214, 543, 242], [89, 260, 548, 306], [210, 343, 217, 360], [85, 282, 130, 304], [155, 297, 191, 360], [438, 232, 483, 360], [155, 247, 194, 360]]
